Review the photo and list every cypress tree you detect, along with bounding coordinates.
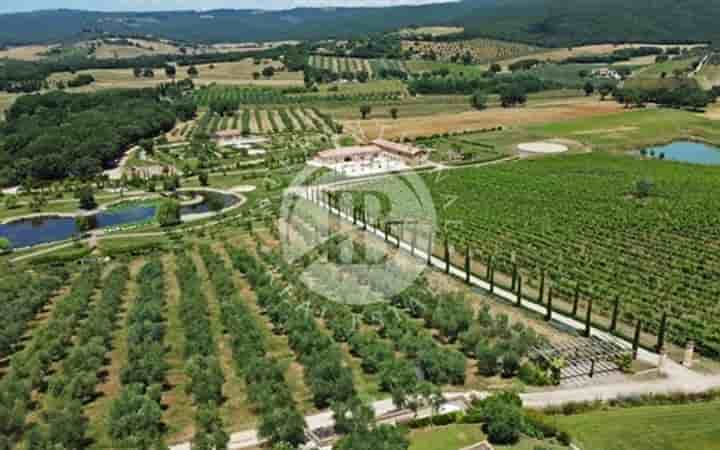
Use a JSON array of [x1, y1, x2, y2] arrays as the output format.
[[584, 298, 593, 337], [427, 232, 433, 266], [538, 269, 546, 304], [397, 222, 402, 249], [444, 236, 450, 274], [516, 275, 523, 307], [610, 295, 620, 333], [465, 245, 471, 284], [486, 255, 492, 280], [572, 281, 580, 316], [656, 311, 668, 353], [411, 223, 417, 255], [511, 262, 518, 291], [545, 286, 553, 321], [490, 266, 495, 293], [633, 320, 642, 359]]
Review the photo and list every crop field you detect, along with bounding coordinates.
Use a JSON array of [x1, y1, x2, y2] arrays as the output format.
[[0, 216, 573, 449], [397, 26, 464, 38], [193, 85, 404, 108], [405, 60, 489, 77], [359, 153, 720, 354], [48, 59, 303, 91], [308, 54, 372, 75], [189, 107, 338, 135], [403, 38, 540, 64], [308, 55, 410, 78], [497, 43, 705, 67], [556, 401, 720, 450], [342, 97, 622, 139]]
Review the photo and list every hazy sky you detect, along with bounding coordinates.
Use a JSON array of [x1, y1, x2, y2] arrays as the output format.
[[1, 0, 454, 14]]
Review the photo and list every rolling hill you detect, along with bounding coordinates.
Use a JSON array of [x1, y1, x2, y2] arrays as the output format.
[[0, 0, 718, 48]]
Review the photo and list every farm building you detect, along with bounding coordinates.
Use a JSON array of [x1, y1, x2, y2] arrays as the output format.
[[315, 139, 428, 165], [312, 139, 428, 176]]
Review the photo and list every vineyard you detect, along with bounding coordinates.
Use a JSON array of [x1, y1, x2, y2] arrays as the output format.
[[193, 85, 404, 107], [308, 55, 373, 75], [307, 55, 410, 79], [356, 153, 720, 355], [188, 107, 339, 135], [402, 38, 540, 64]]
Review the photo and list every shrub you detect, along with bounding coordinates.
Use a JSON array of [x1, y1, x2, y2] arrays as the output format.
[[156, 200, 181, 227], [0, 237, 10, 254]]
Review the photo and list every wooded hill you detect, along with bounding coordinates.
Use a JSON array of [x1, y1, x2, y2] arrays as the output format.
[[1, 0, 719, 48]]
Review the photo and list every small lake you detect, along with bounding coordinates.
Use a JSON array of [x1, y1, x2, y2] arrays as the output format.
[[642, 141, 720, 166], [0, 192, 238, 249]]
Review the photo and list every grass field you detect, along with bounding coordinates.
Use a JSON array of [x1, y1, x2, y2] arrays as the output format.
[[556, 401, 720, 450], [408, 424, 565, 450]]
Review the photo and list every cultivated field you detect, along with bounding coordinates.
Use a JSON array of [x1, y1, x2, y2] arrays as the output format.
[[403, 38, 540, 64], [187, 107, 337, 135], [359, 150, 720, 354], [342, 97, 622, 139], [0, 44, 56, 60], [397, 26, 464, 38], [497, 43, 705, 67], [308, 55, 373, 75], [48, 59, 303, 91]]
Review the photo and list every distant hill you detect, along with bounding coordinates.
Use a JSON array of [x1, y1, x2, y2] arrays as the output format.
[[0, 1, 718, 48]]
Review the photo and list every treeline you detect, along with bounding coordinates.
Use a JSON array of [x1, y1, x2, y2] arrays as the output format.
[[613, 85, 715, 110], [407, 73, 561, 96], [562, 46, 664, 64], [201, 245, 307, 447], [108, 260, 167, 449], [0, 87, 196, 185], [174, 252, 229, 449]]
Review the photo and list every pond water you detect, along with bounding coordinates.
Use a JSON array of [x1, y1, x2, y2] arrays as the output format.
[[0, 192, 238, 249], [642, 141, 720, 166]]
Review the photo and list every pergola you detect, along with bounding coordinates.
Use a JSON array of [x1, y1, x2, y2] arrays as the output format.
[[531, 336, 631, 381]]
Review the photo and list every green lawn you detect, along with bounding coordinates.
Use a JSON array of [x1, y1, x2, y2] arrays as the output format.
[[464, 107, 720, 154], [408, 424, 565, 450], [556, 401, 720, 450]]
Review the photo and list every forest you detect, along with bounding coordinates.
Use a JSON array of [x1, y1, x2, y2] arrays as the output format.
[[0, 87, 195, 185], [1, 0, 719, 48]]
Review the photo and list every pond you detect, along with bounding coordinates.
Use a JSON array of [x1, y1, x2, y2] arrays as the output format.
[[641, 141, 720, 166], [0, 191, 239, 249]]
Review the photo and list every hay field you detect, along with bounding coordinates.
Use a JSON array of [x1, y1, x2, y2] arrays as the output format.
[[48, 58, 303, 91], [397, 26, 464, 37], [342, 97, 623, 139], [0, 44, 55, 61]]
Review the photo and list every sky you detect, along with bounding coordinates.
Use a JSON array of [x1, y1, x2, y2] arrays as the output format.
[[0, 0, 454, 14]]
